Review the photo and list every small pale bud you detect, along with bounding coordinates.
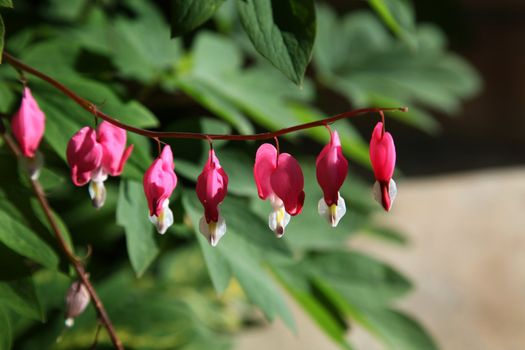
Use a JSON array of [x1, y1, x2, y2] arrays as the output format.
[[65, 281, 90, 327]]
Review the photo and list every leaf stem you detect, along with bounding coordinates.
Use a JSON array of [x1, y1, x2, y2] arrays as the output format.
[[2, 51, 407, 142]]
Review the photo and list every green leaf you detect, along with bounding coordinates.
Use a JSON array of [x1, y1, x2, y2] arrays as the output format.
[[272, 264, 353, 350], [176, 78, 254, 135], [0, 305, 11, 350], [0, 278, 43, 320], [171, 0, 225, 37], [361, 226, 408, 245], [237, 0, 316, 85], [117, 180, 159, 277], [29, 198, 74, 254], [122, 133, 154, 182], [0, 81, 15, 113], [368, 0, 416, 48], [314, 7, 481, 133], [0, 0, 13, 8], [0, 15, 4, 64], [0, 209, 58, 269], [182, 193, 232, 293], [0, 243, 32, 281], [183, 191, 295, 330], [44, 0, 86, 21], [308, 252, 412, 307], [213, 148, 256, 197], [316, 278, 436, 350], [168, 117, 232, 161], [188, 33, 314, 133], [111, 4, 183, 83], [304, 251, 436, 350], [362, 308, 437, 350]]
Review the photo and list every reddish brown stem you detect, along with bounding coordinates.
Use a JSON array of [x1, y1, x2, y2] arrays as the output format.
[[2, 52, 407, 141], [0, 132, 124, 350]]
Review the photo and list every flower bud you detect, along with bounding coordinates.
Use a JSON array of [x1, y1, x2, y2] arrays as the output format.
[[316, 130, 348, 227], [369, 122, 397, 211], [197, 149, 228, 246], [65, 281, 90, 327], [143, 145, 177, 234], [11, 87, 46, 158]]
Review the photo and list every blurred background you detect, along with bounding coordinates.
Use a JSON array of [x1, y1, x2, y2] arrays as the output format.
[[0, 0, 524, 349], [238, 1, 525, 349]]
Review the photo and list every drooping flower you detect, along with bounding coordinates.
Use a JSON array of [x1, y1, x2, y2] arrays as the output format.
[[11, 87, 46, 158], [64, 281, 90, 328], [143, 145, 177, 234], [316, 130, 348, 227], [196, 149, 228, 247], [253, 143, 304, 237], [369, 122, 397, 211], [67, 121, 133, 208]]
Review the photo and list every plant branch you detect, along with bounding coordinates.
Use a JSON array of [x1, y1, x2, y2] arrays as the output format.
[[0, 130, 124, 350], [2, 51, 407, 141]]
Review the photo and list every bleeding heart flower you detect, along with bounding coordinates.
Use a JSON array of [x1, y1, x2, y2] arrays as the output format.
[[369, 122, 397, 211], [143, 145, 177, 234], [97, 121, 134, 177], [67, 121, 133, 208], [316, 130, 348, 227], [11, 87, 45, 159], [253, 143, 304, 237], [64, 281, 90, 328], [196, 149, 228, 246]]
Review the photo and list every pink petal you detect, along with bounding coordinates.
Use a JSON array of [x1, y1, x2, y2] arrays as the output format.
[[160, 144, 175, 170], [11, 87, 46, 158], [270, 153, 305, 216], [316, 130, 348, 206], [116, 144, 134, 175], [97, 121, 132, 176], [253, 143, 277, 199], [369, 122, 396, 182], [196, 150, 228, 223], [66, 127, 103, 186], [143, 145, 177, 216]]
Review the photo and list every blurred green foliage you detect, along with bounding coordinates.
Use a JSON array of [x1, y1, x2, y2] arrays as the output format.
[[0, 0, 480, 349]]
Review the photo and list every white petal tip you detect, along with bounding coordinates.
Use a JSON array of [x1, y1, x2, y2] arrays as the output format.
[[199, 215, 226, 247], [89, 180, 106, 209], [389, 178, 397, 204], [25, 151, 44, 180], [150, 200, 173, 234], [318, 195, 346, 227], [373, 179, 397, 211], [65, 318, 74, 328], [269, 206, 290, 237]]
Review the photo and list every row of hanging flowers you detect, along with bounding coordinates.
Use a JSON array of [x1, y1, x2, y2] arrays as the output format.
[[11, 86, 397, 247]]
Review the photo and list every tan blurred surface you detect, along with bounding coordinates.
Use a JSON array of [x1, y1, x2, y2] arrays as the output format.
[[236, 167, 525, 350]]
